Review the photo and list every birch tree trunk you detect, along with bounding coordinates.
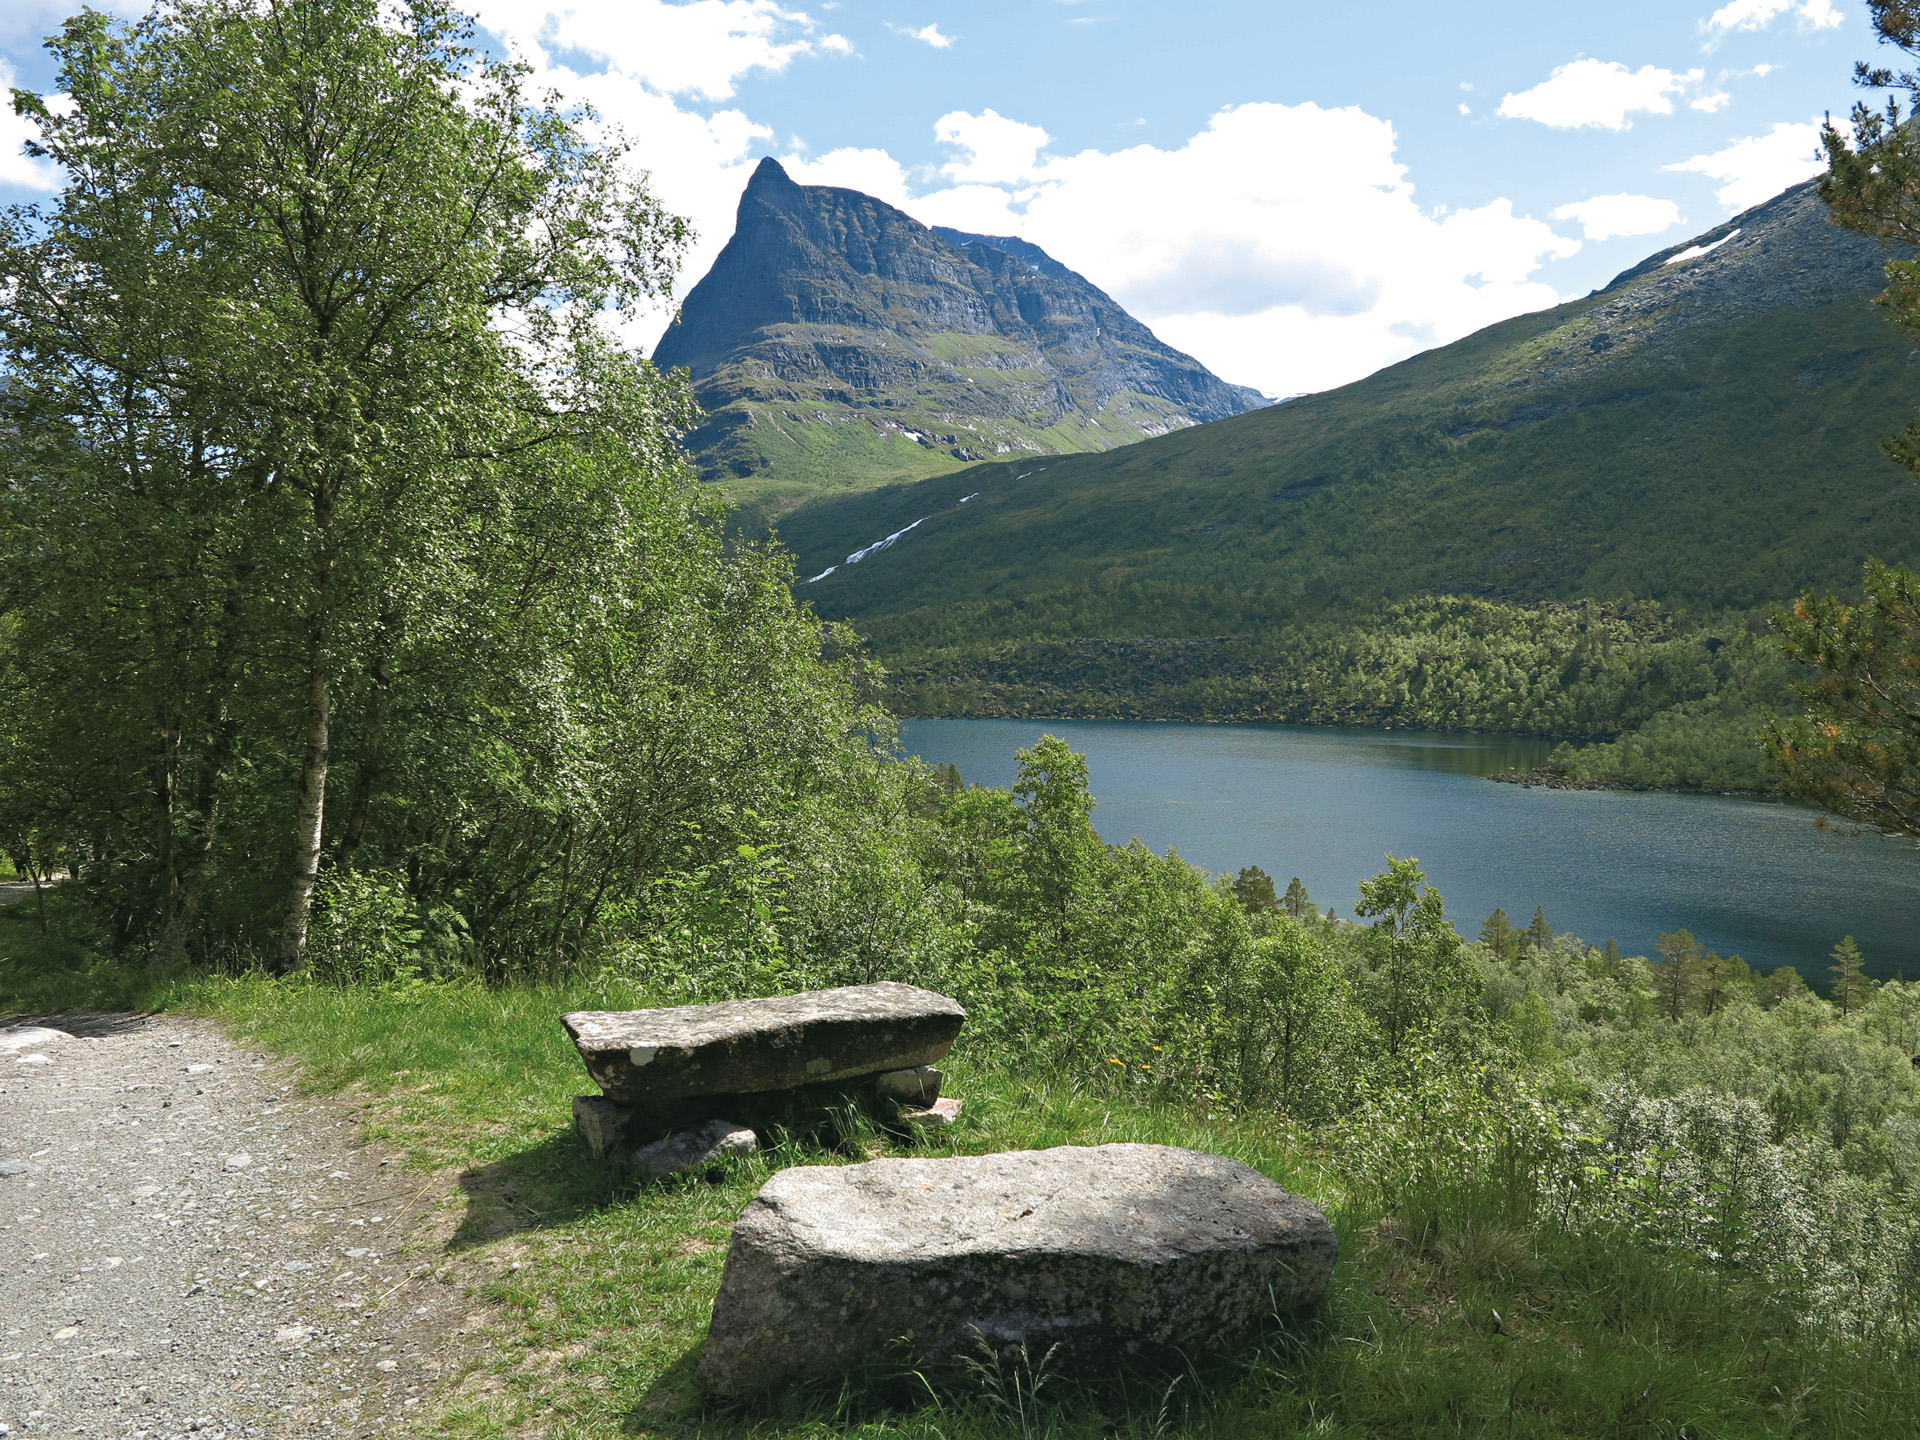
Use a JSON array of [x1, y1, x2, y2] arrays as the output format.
[[282, 648, 331, 969]]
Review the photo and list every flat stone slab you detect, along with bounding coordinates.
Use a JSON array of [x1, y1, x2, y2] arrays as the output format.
[[697, 1143, 1337, 1395], [562, 983, 965, 1107]]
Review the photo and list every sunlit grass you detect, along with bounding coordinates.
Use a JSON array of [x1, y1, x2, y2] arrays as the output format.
[[7, 922, 1919, 1437]]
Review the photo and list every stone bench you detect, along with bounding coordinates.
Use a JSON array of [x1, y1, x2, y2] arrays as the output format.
[[563, 982, 967, 1162], [697, 1143, 1339, 1395]]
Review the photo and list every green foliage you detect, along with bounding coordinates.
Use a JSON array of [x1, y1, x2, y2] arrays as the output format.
[[1766, 559, 1920, 832], [0, 0, 906, 982], [12, 726, 1920, 1430], [1480, 907, 1520, 962]]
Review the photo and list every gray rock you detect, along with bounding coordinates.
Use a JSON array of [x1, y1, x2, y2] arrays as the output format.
[[627, 1119, 759, 1183], [1, 1025, 74, 1053], [563, 982, 966, 1106], [899, 1096, 962, 1128], [874, 1066, 942, 1106], [572, 1095, 636, 1161], [697, 1143, 1337, 1396], [0, 1160, 30, 1177]]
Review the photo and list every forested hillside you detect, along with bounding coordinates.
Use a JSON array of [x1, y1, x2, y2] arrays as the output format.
[[786, 182, 1920, 617], [771, 181, 1920, 785]]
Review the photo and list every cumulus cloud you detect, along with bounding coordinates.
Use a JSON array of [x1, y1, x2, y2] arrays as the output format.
[[934, 109, 1051, 184], [1665, 120, 1824, 209], [0, 63, 60, 192], [481, 0, 845, 101], [890, 22, 955, 48], [779, 146, 912, 205], [1500, 59, 1703, 130], [1552, 193, 1684, 241], [450, 8, 1582, 393], [899, 101, 1578, 396], [1706, 0, 1843, 32]]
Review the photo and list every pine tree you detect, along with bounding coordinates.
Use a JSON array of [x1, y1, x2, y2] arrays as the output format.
[[1654, 929, 1701, 1021], [1479, 907, 1519, 962], [1526, 906, 1554, 952], [1699, 951, 1733, 1017], [1282, 876, 1313, 920], [1760, 965, 1812, 1007], [1829, 936, 1874, 1017], [1233, 865, 1279, 914]]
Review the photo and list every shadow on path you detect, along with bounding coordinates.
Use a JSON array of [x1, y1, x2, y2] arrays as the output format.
[[448, 1129, 624, 1251], [14, 1010, 162, 1039]]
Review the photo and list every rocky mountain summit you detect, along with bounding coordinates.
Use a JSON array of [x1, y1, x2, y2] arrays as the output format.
[[654, 158, 1266, 524]]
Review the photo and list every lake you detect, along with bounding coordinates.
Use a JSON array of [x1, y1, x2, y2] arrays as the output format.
[[896, 717, 1920, 981]]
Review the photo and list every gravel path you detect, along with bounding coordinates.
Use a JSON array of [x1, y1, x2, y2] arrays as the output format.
[[1, 1015, 474, 1439]]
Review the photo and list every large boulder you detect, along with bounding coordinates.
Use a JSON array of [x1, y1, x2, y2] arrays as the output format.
[[697, 1143, 1338, 1396], [562, 982, 965, 1108]]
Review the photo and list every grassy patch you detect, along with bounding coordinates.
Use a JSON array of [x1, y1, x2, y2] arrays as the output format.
[[6, 931, 1915, 1438]]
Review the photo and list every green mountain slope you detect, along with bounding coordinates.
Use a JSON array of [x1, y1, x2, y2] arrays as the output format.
[[785, 181, 1920, 643], [655, 159, 1266, 529]]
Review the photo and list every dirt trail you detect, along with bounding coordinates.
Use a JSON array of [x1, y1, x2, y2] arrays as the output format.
[[0, 1014, 476, 1439]]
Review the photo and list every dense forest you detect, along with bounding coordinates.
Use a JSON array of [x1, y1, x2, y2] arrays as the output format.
[[876, 589, 1797, 790]]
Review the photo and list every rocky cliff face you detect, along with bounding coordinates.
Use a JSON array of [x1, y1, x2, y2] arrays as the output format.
[[654, 158, 1266, 522]]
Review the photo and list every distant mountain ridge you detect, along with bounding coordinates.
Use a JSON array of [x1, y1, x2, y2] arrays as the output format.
[[653, 158, 1266, 526], [780, 179, 1920, 673]]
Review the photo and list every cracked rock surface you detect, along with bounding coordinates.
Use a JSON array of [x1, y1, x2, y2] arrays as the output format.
[[1, 1014, 468, 1438], [698, 1142, 1339, 1396]]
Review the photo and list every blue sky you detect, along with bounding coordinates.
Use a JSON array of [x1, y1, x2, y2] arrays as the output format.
[[0, 1, 1882, 394]]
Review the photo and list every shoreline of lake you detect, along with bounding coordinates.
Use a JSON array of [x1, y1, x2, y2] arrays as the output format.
[[1490, 766, 1777, 800], [897, 716, 1920, 979]]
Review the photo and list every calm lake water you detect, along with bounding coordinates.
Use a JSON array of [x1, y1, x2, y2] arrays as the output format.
[[897, 717, 1920, 981]]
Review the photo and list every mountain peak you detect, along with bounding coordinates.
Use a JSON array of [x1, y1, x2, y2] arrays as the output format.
[[656, 167, 1266, 525], [745, 156, 796, 192]]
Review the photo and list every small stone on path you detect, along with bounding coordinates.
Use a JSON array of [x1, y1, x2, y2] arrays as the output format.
[[1, 1026, 74, 1052]]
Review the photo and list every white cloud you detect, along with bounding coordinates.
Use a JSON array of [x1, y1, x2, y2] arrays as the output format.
[[0, 62, 60, 192], [480, 0, 843, 101], [1552, 193, 1684, 241], [1499, 59, 1702, 131], [935, 109, 1052, 184], [891, 22, 955, 48], [1706, 0, 1843, 32], [779, 146, 912, 206], [446, 9, 1583, 394], [896, 102, 1579, 396], [1665, 120, 1824, 209], [1691, 91, 1732, 113]]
